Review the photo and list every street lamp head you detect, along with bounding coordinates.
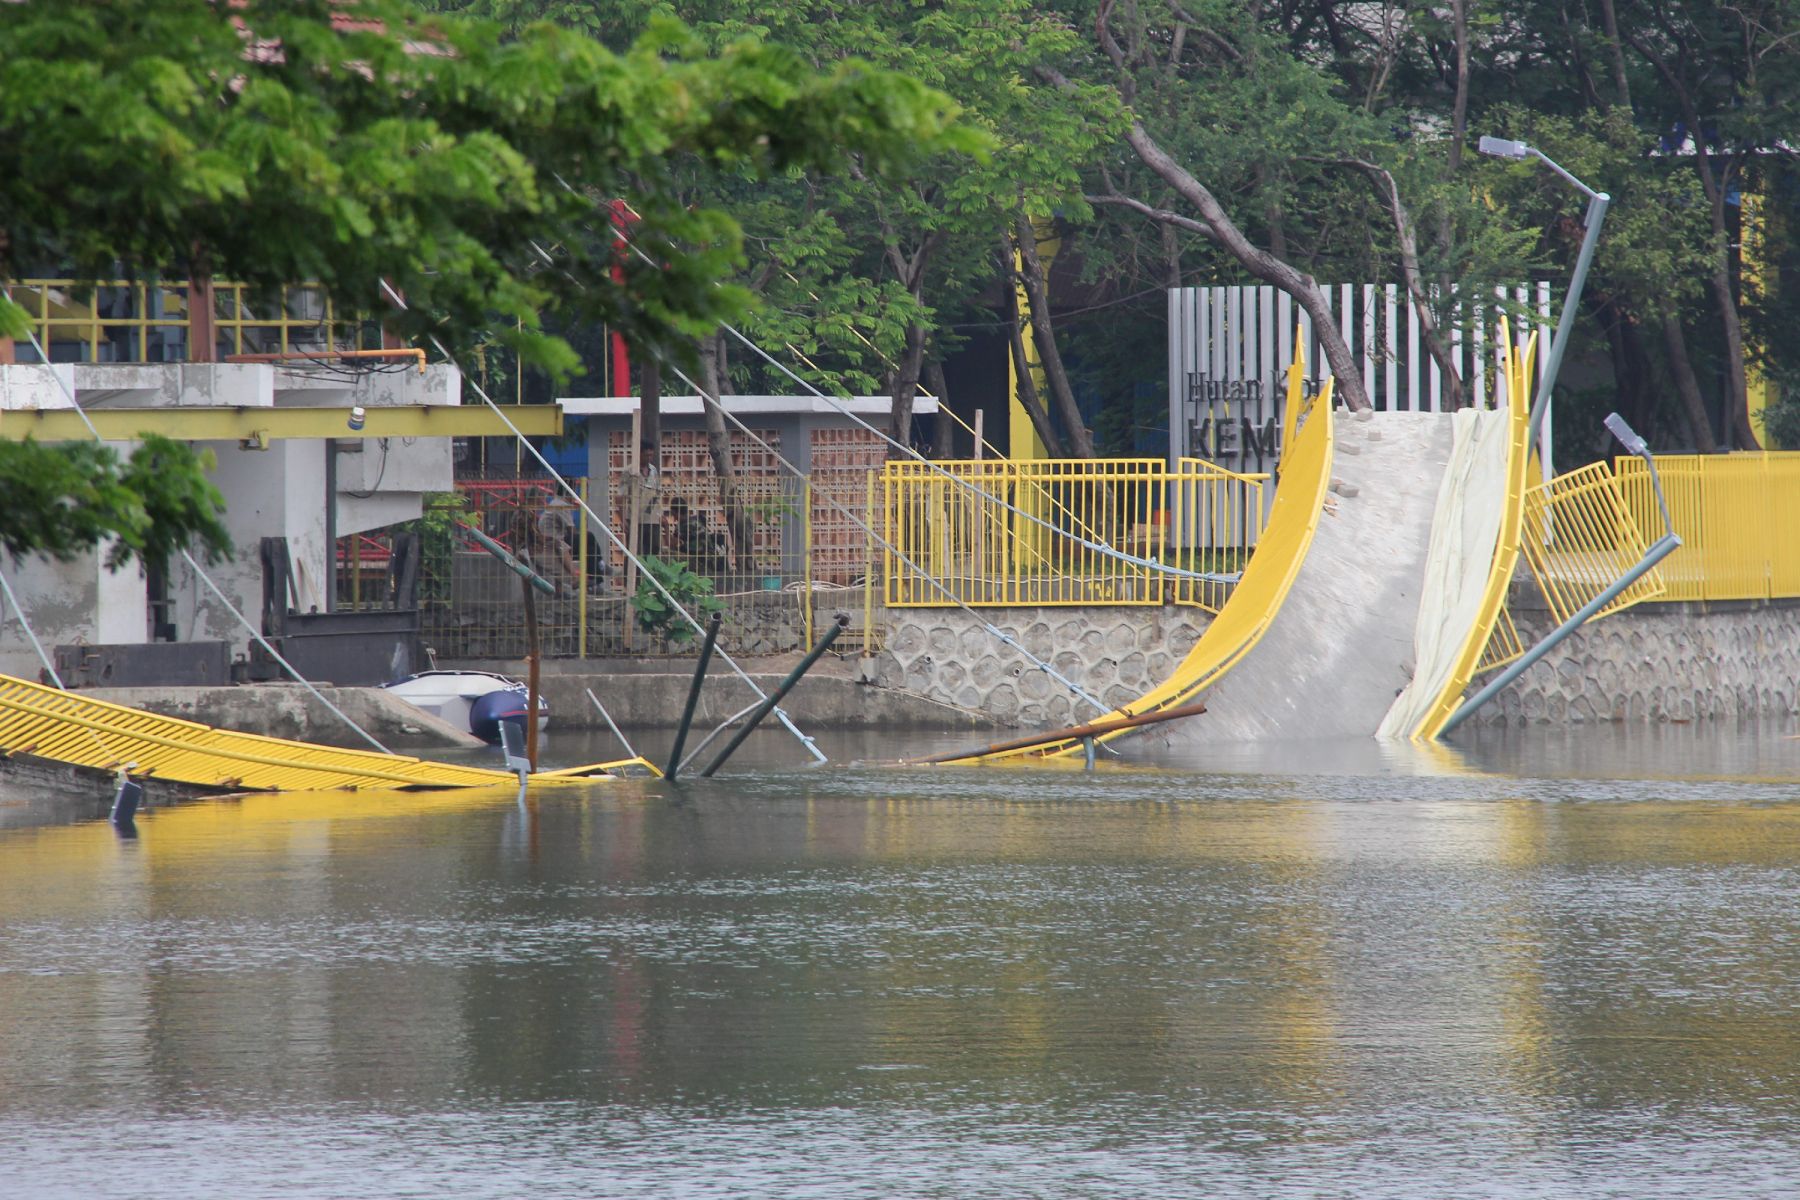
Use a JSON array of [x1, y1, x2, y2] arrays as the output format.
[[1604, 412, 1649, 459], [1478, 135, 1531, 160]]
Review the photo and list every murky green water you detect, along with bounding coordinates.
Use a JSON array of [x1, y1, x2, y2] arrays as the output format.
[[3, 724, 1800, 1198]]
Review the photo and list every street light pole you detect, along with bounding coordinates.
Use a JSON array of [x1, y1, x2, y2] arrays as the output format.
[[1478, 136, 1611, 479]]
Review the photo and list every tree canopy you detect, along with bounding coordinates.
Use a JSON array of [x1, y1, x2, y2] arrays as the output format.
[[0, 0, 978, 566], [462, 0, 1800, 457]]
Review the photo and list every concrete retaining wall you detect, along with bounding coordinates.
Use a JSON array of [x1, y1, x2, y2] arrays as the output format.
[[80, 683, 484, 748], [1482, 597, 1800, 725], [871, 592, 1800, 733], [871, 606, 1209, 728]]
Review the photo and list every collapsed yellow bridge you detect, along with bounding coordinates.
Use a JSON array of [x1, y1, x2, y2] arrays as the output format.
[[0, 672, 653, 793]]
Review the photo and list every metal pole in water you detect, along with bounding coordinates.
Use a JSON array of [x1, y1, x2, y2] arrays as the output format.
[[110, 776, 143, 828], [1439, 533, 1680, 736], [698, 615, 847, 778], [522, 575, 541, 772], [665, 611, 723, 780], [500, 718, 532, 801]]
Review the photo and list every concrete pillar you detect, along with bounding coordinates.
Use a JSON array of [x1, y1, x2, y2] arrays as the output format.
[[282, 440, 329, 614]]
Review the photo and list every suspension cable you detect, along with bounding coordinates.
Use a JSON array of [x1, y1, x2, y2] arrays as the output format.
[[600, 215, 1238, 585], [377, 281, 826, 764], [0, 564, 64, 687], [638, 338, 1112, 717], [515, 236, 1114, 718]]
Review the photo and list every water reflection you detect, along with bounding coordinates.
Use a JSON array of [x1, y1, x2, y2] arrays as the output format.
[[2, 729, 1799, 1196]]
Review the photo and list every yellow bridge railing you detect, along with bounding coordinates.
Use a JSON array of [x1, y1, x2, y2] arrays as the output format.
[[1614, 452, 1800, 602], [881, 458, 1267, 613]]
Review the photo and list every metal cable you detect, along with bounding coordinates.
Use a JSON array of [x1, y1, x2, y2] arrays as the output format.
[[378, 280, 825, 763]]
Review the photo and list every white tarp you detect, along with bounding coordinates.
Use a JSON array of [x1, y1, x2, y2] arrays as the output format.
[[1376, 406, 1512, 739]]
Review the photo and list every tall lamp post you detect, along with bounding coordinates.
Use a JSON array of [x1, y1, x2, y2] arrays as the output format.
[[1478, 135, 1611, 478]]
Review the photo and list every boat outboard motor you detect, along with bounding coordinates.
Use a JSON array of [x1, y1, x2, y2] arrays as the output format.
[[470, 687, 535, 744]]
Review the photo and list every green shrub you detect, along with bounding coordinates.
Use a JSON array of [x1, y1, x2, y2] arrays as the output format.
[[1764, 390, 1800, 450], [634, 554, 725, 644]]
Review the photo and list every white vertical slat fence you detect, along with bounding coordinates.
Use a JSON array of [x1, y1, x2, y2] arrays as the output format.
[[1167, 281, 1553, 471]]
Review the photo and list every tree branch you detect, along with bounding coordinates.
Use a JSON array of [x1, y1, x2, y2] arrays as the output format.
[[1304, 155, 1464, 407]]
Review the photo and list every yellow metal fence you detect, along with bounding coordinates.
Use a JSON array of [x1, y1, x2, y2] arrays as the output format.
[[1615, 452, 1800, 602], [1476, 458, 1667, 673], [1520, 461, 1665, 623], [881, 458, 1267, 614], [3, 278, 381, 362]]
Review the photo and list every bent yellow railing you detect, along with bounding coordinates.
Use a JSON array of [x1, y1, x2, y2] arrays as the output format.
[[940, 355, 1335, 763], [1473, 460, 1667, 675], [0, 672, 654, 792]]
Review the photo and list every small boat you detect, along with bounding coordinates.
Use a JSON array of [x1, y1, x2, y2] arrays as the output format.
[[381, 670, 549, 743]]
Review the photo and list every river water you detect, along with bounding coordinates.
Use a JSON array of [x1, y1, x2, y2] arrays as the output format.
[[3, 723, 1799, 1198]]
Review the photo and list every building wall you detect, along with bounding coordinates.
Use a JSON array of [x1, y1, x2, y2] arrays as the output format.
[[0, 548, 128, 679], [0, 362, 460, 677]]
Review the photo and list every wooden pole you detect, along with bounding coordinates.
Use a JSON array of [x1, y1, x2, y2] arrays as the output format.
[[522, 574, 541, 771]]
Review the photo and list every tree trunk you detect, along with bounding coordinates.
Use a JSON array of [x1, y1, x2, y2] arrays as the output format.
[[1667, 90, 1755, 447], [639, 353, 662, 470], [1119, 119, 1371, 410], [1159, 221, 1183, 289], [1003, 253, 1067, 457], [1660, 311, 1719, 453], [887, 319, 926, 455], [926, 358, 955, 458], [1013, 213, 1095, 457], [1435, 0, 1470, 263], [1708, 250, 1758, 449], [698, 331, 753, 574], [1448, 0, 1469, 170], [1333, 158, 1463, 408], [1596, 0, 1633, 109]]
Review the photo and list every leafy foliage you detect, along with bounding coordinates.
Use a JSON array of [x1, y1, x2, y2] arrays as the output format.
[[632, 554, 724, 643], [0, 437, 230, 568], [0, 0, 976, 564], [0, 0, 978, 377]]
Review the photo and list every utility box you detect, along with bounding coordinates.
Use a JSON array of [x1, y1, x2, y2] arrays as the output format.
[[246, 608, 424, 686]]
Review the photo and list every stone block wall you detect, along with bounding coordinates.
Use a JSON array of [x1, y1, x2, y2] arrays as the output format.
[[1483, 598, 1800, 725], [874, 595, 1800, 733], [872, 605, 1209, 727]]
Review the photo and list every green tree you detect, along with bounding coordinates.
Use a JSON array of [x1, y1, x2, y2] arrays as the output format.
[[0, 0, 972, 562]]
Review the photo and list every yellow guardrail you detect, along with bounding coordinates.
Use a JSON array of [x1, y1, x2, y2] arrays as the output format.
[[0, 672, 655, 792], [1614, 451, 1800, 602], [3, 278, 376, 361], [942, 346, 1334, 763], [881, 458, 1267, 613]]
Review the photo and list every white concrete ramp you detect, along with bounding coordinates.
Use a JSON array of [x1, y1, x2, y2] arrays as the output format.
[[1167, 410, 1456, 744]]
